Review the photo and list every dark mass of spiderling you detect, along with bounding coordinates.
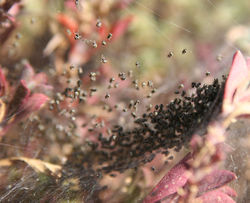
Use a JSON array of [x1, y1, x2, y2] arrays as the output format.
[[63, 77, 226, 200]]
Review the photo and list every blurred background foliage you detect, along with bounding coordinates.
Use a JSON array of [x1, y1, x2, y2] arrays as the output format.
[[1, 0, 249, 83]]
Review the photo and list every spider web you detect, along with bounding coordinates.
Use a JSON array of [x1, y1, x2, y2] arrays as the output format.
[[0, 0, 249, 202]]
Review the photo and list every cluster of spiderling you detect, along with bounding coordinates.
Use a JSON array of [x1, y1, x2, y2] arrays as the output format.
[[45, 20, 227, 186], [66, 76, 225, 173], [59, 69, 227, 202]]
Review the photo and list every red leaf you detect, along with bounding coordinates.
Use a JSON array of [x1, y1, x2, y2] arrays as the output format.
[[21, 60, 35, 80], [7, 80, 30, 118], [19, 93, 49, 116], [0, 67, 7, 96], [0, 0, 20, 12], [247, 57, 250, 70], [116, 0, 136, 9], [197, 169, 237, 196], [64, 0, 77, 11], [0, 80, 48, 136], [216, 186, 237, 198], [223, 51, 248, 104], [197, 190, 236, 203], [110, 16, 133, 41], [21, 61, 52, 92], [16, 81, 49, 119], [97, 23, 108, 40], [56, 14, 78, 45], [237, 87, 250, 103], [143, 153, 191, 203]]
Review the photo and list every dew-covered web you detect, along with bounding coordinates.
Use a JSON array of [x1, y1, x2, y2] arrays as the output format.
[[0, 0, 249, 202]]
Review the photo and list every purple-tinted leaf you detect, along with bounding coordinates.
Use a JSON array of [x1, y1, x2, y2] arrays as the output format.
[[21, 60, 35, 81], [0, 80, 48, 136], [7, 80, 30, 118], [216, 186, 237, 198], [0, 0, 20, 12], [0, 67, 7, 96], [18, 93, 49, 118], [143, 153, 191, 203], [0, 0, 20, 45], [21, 61, 52, 92], [9, 80, 49, 121], [197, 189, 236, 203], [197, 169, 237, 196], [160, 193, 179, 203]]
